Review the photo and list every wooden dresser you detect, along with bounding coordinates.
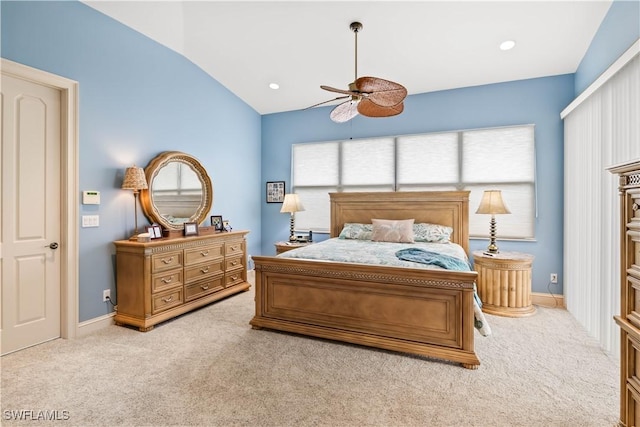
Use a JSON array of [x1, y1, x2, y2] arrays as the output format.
[[114, 230, 250, 331], [609, 159, 640, 426]]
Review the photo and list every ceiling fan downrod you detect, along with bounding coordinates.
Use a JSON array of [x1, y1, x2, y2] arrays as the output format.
[[350, 22, 363, 83]]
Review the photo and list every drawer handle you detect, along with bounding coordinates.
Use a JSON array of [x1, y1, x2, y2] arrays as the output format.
[[162, 295, 173, 303], [231, 260, 238, 266], [161, 257, 174, 264], [161, 277, 173, 284], [201, 266, 209, 273], [231, 245, 239, 251], [230, 275, 238, 281], [201, 285, 209, 290], [200, 250, 209, 256]]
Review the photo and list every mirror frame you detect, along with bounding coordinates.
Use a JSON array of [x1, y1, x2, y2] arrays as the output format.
[[140, 151, 213, 231]]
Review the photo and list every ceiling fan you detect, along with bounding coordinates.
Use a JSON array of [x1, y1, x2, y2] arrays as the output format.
[[312, 21, 407, 123]]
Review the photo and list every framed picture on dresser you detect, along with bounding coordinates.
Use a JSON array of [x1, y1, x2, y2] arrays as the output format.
[[147, 225, 163, 239], [210, 215, 223, 231], [184, 222, 199, 236]]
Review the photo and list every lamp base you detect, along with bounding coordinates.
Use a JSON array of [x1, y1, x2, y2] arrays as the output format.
[[288, 213, 296, 242], [486, 215, 499, 253], [486, 244, 499, 254]]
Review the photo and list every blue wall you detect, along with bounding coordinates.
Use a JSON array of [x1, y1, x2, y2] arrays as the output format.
[[2, 0, 638, 323], [262, 76, 574, 294], [1, 1, 262, 322], [574, 0, 640, 95], [261, 0, 640, 296]]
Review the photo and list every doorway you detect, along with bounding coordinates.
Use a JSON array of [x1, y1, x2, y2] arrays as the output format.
[[1, 59, 79, 355]]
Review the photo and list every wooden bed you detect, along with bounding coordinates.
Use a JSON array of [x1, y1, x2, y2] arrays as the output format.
[[250, 191, 480, 368]]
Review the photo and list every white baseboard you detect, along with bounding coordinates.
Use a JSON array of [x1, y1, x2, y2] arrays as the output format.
[[77, 312, 114, 337], [532, 292, 565, 309]]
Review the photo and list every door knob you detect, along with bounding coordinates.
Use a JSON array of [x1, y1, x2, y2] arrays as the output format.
[[46, 242, 59, 250]]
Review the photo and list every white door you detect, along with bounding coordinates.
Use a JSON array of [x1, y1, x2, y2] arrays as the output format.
[[1, 73, 62, 355]]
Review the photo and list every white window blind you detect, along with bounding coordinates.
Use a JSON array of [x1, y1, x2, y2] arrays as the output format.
[[463, 126, 536, 238], [342, 138, 395, 186], [397, 133, 459, 185], [563, 52, 639, 357], [292, 142, 338, 186], [292, 125, 535, 238]]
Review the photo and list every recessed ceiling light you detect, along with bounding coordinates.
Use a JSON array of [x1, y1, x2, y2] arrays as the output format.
[[500, 40, 516, 51], [269, 83, 280, 90]]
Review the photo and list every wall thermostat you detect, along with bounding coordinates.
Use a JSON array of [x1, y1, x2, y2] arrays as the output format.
[[83, 190, 101, 205]]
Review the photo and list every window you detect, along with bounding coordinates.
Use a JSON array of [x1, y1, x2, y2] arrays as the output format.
[[292, 125, 535, 239]]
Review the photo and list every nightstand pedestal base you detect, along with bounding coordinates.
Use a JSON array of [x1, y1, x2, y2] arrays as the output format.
[[481, 303, 536, 318], [473, 250, 535, 318]]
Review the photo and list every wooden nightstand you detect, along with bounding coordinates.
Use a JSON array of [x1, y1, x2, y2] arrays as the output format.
[[473, 250, 536, 317], [274, 241, 312, 255]]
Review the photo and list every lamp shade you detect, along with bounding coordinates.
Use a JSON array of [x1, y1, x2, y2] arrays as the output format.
[[122, 166, 148, 191], [280, 194, 305, 213], [476, 190, 510, 215]]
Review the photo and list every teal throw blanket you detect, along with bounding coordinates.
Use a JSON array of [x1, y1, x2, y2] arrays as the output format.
[[395, 248, 471, 271], [395, 247, 485, 315]]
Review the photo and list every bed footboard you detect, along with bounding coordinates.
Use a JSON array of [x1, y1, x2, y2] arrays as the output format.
[[250, 256, 480, 368]]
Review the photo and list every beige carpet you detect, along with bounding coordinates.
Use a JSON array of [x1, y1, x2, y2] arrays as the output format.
[[1, 276, 619, 427]]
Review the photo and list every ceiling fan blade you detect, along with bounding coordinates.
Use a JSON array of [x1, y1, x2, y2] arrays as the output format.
[[357, 99, 404, 118], [355, 77, 408, 107], [320, 85, 357, 96], [330, 100, 360, 123], [305, 95, 350, 110]]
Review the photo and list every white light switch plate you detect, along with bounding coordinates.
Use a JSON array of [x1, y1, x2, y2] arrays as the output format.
[[82, 215, 99, 227]]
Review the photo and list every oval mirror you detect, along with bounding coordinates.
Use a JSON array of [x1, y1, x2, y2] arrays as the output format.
[[140, 151, 213, 230]]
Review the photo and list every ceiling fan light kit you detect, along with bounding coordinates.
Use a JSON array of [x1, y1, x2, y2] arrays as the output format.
[[317, 21, 408, 123]]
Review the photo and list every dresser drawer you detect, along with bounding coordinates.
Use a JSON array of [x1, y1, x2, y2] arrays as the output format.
[[225, 255, 244, 271], [184, 260, 224, 284], [225, 270, 245, 288], [151, 251, 183, 273], [151, 270, 183, 293], [151, 288, 183, 314], [184, 243, 224, 266], [225, 240, 244, 257], [626, 381, 640, 427], [184, 275, 224, 302]]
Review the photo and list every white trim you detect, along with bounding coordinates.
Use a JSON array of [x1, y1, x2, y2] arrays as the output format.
[[561, 38, 640, 119], [1, 59, 80, 340], [77, 313, 115, 337]]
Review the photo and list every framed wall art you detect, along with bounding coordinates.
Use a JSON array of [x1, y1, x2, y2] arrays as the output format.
[[266, 181, 285, 203]]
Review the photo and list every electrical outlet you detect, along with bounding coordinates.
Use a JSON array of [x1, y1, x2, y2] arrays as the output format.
[[103, 289, 111, 302], [550, 273, 558, 284]]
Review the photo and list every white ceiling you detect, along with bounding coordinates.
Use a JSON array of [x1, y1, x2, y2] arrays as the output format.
[[82, 1, 612, 115]]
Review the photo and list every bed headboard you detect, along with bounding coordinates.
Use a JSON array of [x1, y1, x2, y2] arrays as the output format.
[[329, 191, 471, 254]]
